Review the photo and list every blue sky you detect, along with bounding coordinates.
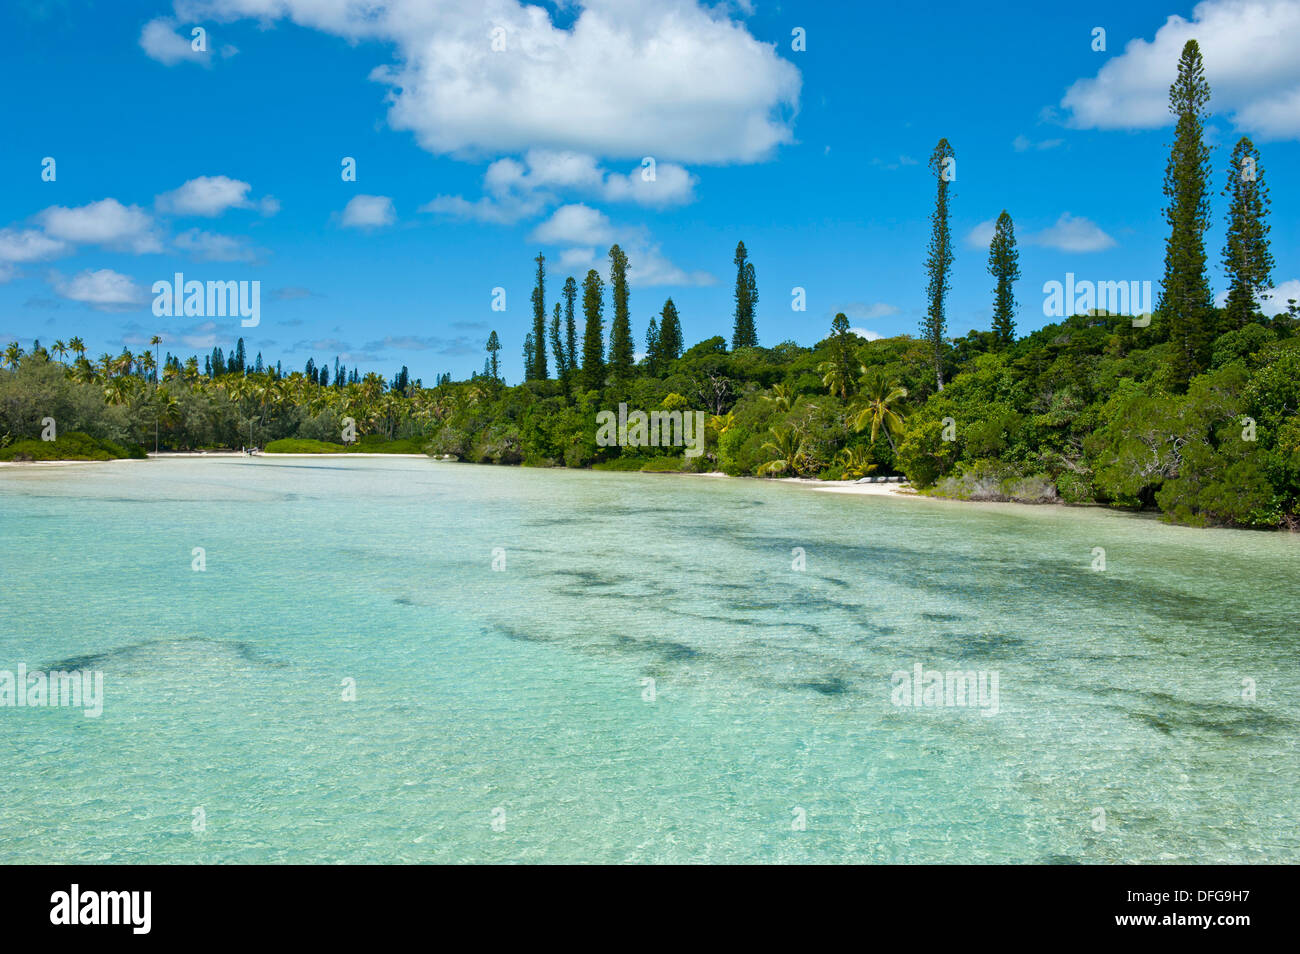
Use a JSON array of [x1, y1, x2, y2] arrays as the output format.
[[2, 0, 1297, 383]]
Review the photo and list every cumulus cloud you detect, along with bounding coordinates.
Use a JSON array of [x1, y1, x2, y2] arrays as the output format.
[[171, 0, 800, 162], [37, 199, 162, 253], [425, 150, 696, 225], [157, 175, 275, 217], [850, 327, 883, 341], [173, 228, 259, 262], [340, 195, 396, 228], [140, 17, 210, 66], [0, 228, 68, 264], [1026, 213, 1117, 252], [834, 302, 900, 321], [530, 204, 614, 245], [530, 204, 713, 287], [965, 219, 998, 250], [50, 269, 148, 310], [1061, 0, 1300, 140], [1216, 277, 1300, 312]]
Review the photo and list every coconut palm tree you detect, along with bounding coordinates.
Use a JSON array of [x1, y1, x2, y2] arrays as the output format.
[[763, 382, 799, 412], [3, 341, 22, 369], [103, 375, 133, 406], [708, 410, 736, 435], [72, 356, 96, 383], [817, 360, 852, 399], [835, 445, 878, 480], [758, 426, 807, 476], [851, 367, 909, 451], [68, 336, 86, 360], [51, 340, 69, 364], [149, 335, 162, 384]]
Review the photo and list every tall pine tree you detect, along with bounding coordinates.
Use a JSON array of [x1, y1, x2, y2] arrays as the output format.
[[608, 244, 634, 378], [731, 242, 758, 348], [829, 312, 856, 398], [644, 317, 660, 374], [987, 210, 1020, 347], [922, 138, 955, 391], [486, 330, 501, 383], [1159, 39, 1215, 390], [530, 252, 548, 379], [562, 275, 578, 372], [1222, 136, 1273, 331], [549, 302, 567, 376], [580, 268, 605, 391], [658, 298, 683, 362]]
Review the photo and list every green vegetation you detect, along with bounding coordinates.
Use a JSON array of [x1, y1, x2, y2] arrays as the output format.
[[1, 40, 1294, 528], [263, 436, 426, 454], [0, 432, 143, 462]]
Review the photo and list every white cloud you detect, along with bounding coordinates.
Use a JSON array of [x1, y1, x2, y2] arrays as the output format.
[[340, 195, 396, 229], [1026, 213, 1116, 252], [1262, 278, 1300, 310], [532, 204, 714, 286], [157, 175, 270, 216], [835, 302, 900, 321], [173, 0, 800, 162], [1012, 134, 1063, 151], [140, 17, 212, 66], [1217, 277, 1300, 311], [530, 204, 614, 245], [1061, 0, 1300, 140], [420, 190, 545, 225], [849, 327, 883, 341], [173, 228, 259, 262], [0, 228, 68, 264], [50, 269, 147, 310], [624, 241, 715, 287], [425, 150, 696, 225], [37, 199, 162, 253], [559, 247, 596, 269], [965, 219, 997, 249]]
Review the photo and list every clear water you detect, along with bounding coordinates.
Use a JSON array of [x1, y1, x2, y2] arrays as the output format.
[[1, 457, 1296, 863]]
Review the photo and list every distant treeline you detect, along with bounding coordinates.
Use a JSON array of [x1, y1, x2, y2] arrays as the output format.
[[2, 40, 1296, 528]]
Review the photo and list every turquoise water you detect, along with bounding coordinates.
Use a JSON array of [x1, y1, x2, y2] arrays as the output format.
[[1, 457, 1297, 863]]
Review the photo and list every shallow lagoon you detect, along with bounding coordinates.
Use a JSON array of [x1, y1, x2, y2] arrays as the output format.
[[1, 457, 1296, 863]]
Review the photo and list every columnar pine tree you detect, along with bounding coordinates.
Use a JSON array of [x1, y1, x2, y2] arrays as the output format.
[[830, 312, 857, 398], [608, 244, 634, 379], [1222, 136, 1273, 332], [530, 252, 547, 380], [644, 316, 660, 373], [486, 330, 501, 383], [987, 210, 1020, 347], [522, 331, 534, 380], [658, 298, 683, 361], [922, 138, 955, 391], [549, 303, 567, 376], [562, 275, 578, 371], [1159, 39, 1215, 390], [580, 268, 605, 391], [732, 241, 758, 348]]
